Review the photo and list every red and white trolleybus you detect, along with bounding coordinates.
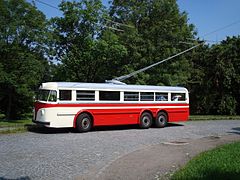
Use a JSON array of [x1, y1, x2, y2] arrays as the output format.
[[33, 82, 189, 132]]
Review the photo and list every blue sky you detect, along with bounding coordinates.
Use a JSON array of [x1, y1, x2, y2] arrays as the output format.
[[178, 0, 240, 43], [29, 0, 240, 43]]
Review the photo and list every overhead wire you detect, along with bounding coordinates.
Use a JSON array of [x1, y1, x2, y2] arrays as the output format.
[[33, 0, 240, 40], [33, 0, 131, 32], [202, 19, 240, 38], [32, 0, 240, 82], [34, 0, 59, 10]]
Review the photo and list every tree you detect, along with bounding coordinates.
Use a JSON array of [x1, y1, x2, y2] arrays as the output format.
[[189, 36, 240, 115], [110, 0, 195, 85], [0, 0, 50, 119], [50, 0, 127, 83]]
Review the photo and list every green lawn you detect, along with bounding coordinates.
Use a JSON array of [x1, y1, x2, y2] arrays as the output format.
[[0, 119, 32, 127], [172, 142, 240, 180], [0, 119, 33, 134], [189, 115, 240, 121]]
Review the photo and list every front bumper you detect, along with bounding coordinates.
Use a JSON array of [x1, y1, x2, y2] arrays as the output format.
[[32, 120, 50, 126]]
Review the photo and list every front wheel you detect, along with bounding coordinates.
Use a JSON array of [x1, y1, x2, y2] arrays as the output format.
[[76, 113, 92, 133], [155, 112, 168, 128], [139, 112, 152, 129]]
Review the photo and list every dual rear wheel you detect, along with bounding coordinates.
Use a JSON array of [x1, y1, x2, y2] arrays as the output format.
[[76, 111, 168, 132], [139, 111, 168, 129], [155, 112, 168, 128]]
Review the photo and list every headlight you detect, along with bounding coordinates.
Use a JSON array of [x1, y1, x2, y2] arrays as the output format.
[[40, 109, 45, 116]]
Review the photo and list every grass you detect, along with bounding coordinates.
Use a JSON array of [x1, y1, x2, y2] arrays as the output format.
[[0, 126, 29, 134], [171, 142, 240, 180], [0, 119, 32, 127], [189, 115, 240, 121], [0, 119, 33, 134]]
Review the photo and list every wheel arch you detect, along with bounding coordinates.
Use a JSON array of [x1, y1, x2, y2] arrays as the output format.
[[139, 109, 154, 123], [73, 110, 94, 128]]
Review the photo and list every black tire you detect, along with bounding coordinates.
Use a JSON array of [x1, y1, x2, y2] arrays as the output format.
[[139, 112, 152, 129], [155, 112, 168, 128], [76, 113, 92, 133]]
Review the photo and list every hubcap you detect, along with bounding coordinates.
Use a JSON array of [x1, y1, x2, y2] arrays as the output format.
[[82, 118, 90, 129], [158, 115, 165, 124], [143, 116, 150, 126]]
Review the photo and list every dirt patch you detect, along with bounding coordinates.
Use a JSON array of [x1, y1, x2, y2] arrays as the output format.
[[81, 134, 240, 180]]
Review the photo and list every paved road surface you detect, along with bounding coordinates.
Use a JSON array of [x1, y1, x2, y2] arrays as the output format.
[[0, 120, 239, 179]]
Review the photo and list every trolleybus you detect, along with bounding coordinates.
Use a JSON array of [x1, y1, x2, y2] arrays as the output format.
[[33, 82, 189, 132]]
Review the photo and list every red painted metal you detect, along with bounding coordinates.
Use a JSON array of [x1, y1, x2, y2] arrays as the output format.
[[34, 102, 189, 127]]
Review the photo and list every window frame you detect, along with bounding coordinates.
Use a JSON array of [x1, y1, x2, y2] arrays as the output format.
[[140, 92, 154, 101], [37, 90, 57, 102], [155, 92, 168, 102], [76, 90, 95, 101], [171, 92, 186, 102], [59, 90, 72, 101], [124, 91, 139, 101], [99, 91, 120, 101]]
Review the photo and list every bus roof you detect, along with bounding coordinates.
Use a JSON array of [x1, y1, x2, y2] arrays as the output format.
[[40, 82, 188, 92]]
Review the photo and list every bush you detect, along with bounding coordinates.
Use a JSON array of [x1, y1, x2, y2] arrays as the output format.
[[0, 113, 6, 120]]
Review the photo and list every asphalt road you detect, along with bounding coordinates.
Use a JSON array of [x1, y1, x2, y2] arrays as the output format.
[[0, 120, 239, 180]]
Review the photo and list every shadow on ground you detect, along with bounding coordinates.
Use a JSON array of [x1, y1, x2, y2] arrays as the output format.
[[26, 124, 73, 134], [27, 122, 183, 134], [227, 127, 240, 135], [0, 176, 30, 180]]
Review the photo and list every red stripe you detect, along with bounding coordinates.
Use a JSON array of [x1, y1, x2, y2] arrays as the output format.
[[35, 102, 188, 108]]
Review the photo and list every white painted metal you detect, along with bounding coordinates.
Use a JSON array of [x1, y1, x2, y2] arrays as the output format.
[[40, 82, 188, 92]]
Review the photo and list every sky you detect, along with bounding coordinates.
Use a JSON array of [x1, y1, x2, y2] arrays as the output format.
[[28, 0, 240, 44]]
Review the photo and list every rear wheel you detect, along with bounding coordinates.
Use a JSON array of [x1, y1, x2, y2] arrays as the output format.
[[76, 113, 92, 133], [139, 112, 152, 129], [155, 112, 168, 128]]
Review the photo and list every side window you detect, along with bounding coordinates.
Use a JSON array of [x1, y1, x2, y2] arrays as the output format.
[[48, 90, 57, 102], [140, 92, 154, 101], [124, 92, 139, 101], [59, 90, 72, 101], [76, 90, 95, 101], [171, 93, 186, 101], [99, 91, 120, 101], [155, 92, 168, 101]]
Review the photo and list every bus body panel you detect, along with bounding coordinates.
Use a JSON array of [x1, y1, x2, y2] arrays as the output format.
[[34, 102, 189, 128], [92, 108, 139, 126], [33, 82, 190, 129], [167, 108, 189, 122]]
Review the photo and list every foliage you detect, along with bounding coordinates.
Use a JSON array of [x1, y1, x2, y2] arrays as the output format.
[[190, 36, 240, 115], [109, 0, 195, 85], [0, 113, 5, 120], [49, 0, 127, 82], [189, 115, 240, 121], [0, 0, 50, 119], [0, 0, 240, 119]]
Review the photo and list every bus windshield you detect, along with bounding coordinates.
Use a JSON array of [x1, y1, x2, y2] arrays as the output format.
[[37, 90, 57, 102]]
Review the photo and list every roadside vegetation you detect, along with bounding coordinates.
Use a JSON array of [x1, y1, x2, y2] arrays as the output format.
[[1, 0, 240, 121], [0, 119, 31, 127], [0, 119, 32, 134], [172, 142, 240, 180], [189, 115, 240, 121]]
